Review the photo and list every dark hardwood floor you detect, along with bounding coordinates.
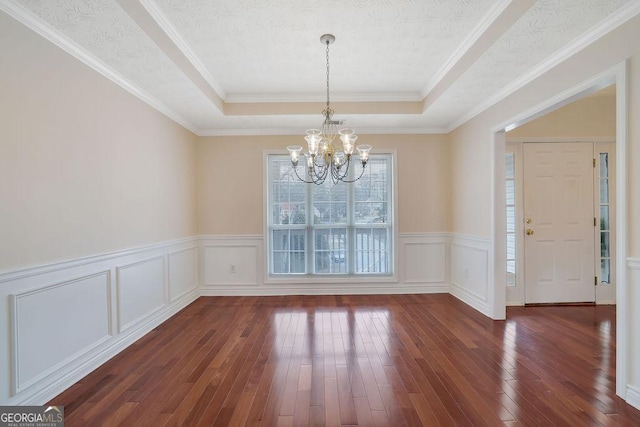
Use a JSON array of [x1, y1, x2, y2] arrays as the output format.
[[50, 294, 640, 426]]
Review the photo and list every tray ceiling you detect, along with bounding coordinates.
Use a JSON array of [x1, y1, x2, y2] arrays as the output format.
[[1, 0, 638, 135]]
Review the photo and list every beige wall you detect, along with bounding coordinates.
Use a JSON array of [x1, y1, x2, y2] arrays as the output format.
[[0, 12, 198, 271], [630, 54, 640, 257], [448, 14, 640, 241], [197, 134, 450, 235], [507, 89, 616, 139]]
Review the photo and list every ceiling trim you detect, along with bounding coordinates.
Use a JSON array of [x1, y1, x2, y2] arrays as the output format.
[[421, 0, 516, 98], [445, 0, 640, 133], [197, 126, 447, 137], [139, 0, 227, 100], [422, 0, 536, 113], [225, 92, 424, 104], [0, 0, 200, 134], [506, 136, 615, 143], [115, 0, 223, 111]]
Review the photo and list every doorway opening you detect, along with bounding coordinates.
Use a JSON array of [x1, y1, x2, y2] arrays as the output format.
[[491, 62, 628, 398]]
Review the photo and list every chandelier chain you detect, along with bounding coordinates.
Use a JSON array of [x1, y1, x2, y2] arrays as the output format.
[[325, 39, 330, 110]]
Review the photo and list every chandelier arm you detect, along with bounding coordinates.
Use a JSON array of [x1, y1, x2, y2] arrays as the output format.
[[336, 163, 367, 183], [312, 155, 325, 169], [292, 165, 317, 184], [311, 163, 328, 182]]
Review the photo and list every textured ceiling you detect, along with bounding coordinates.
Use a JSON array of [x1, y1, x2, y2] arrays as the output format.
[[1, 0, 638, 134]]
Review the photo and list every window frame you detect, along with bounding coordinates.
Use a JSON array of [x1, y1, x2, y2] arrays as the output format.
[[263, 149, 398, 284]]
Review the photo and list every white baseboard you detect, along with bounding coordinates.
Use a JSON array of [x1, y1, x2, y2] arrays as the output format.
[[626, 385, 640, 411], [201, 284, 449, 296], [450, 283, 491, 317]]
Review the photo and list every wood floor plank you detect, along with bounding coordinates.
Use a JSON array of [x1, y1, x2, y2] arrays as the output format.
[[48, 295, 640, 426]]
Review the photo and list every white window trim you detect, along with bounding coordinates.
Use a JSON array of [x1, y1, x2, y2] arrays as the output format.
[[262, 148, 399, 285]]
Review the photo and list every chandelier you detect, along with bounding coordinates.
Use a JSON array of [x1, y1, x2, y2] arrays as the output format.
[[287, 34, 371, 185]]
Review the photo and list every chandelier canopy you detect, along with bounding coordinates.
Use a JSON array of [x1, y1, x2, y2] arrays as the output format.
[[287, 34, 371, 185]]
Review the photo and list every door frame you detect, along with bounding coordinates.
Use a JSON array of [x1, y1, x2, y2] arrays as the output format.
[[505, 139, 616, 305], [489, 61, 628, 398]]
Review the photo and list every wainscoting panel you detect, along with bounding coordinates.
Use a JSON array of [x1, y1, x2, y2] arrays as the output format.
[[0, 237, 200, 406], [200, 234, 449, 295], [627, 258, 640, 410], [10, 272, 111, 394], [168, 247, 198, 303], [399, 234, 448, 285], [202, 236, 261, 287], [116, 256, 166, 333], [450, 234, 491, 316]]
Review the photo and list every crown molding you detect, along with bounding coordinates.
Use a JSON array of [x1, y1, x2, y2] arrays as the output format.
[[225, 92, 424, 104], [0, 0, 200, 135], [506, 136, 615, 143], [421, 0, 514, 98], [139, 0, 226, 99], [197, 126, 447, 137], [445, 0, 640, 133]]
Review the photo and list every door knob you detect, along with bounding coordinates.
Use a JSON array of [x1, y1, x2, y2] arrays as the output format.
[[525, 229, 534, 235]]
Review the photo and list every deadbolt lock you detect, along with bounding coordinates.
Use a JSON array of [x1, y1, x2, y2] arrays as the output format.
[[525, 218, 532, 224]]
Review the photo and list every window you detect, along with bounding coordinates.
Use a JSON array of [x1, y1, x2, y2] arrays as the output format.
[[505, 152, 516, 287], [599, 152, 611, 284], [267, 153, 393, 276]]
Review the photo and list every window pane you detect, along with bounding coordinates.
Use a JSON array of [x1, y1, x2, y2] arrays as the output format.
[[599, 153, 608, 178], [506, 233, 516, 260], [314, 183, 330, 201], [355, 202, 372, 224], [273, 252, 289, 274], [331, 183, 347, 202], [291, 252, 305, 273], [600, 206, 609, 231], [330, 203, 348, 223], [506, 180, 515, 205], [314, 202, 330, 224], [272, 230, 306, 274], [601, 232, 610, 258], [505, 153, 515, 179], [313, 180, 347, 225], [272, 182, 289, 202], [272, 230, 290, 251], [506, 260, 516, 287], [290, 182, 306, 202], [600, 258, 611, 284], [314, 228, 347, 274], [506, 206, 515, 233], [355, 228, 388, 273], [289, 204, 306, 224], [355, 158, 389, 203], [600, 178, 609, 204], [371, 202, 388, 223]]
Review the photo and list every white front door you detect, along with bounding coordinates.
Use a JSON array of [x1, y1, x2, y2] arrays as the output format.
[[523, 142, 595, 303]]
